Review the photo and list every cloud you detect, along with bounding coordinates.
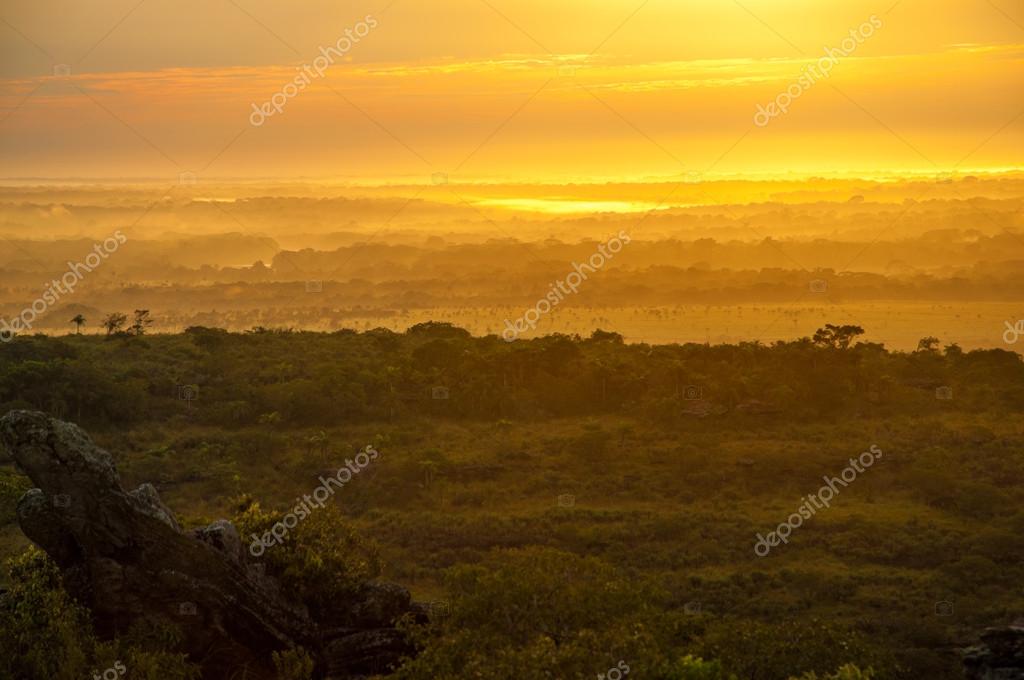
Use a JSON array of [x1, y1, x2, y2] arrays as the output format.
[[0, 44, 1020, 180]]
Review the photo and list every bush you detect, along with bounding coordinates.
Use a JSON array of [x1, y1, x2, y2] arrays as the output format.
[[789, 664, 875, 680], [0, 547, 198, 680], [272, 647, 315, 680], [0, 468, 31, 525], [232, 497, 382, 621], [699, 619, 891, 680], [655, 655, 738, 680], [393, 547, 671, 679]]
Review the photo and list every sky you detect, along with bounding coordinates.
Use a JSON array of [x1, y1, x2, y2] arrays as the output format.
[[0, 0, 1022, 182]]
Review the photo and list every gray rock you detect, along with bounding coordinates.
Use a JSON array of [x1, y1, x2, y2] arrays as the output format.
[[0, 410, 418, 680], [348, 581, 413, 628], [325, 629, 411, 678], [128, 482, 181, 531], [964, 622, 1024, 680], [191, 519, 242, 562]]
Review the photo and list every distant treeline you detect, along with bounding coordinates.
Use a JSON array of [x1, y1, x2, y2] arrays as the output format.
[[1, 323, 1021, 428]]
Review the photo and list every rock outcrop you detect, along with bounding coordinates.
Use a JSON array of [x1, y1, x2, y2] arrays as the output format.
[[0, 410, 416, 679], [964, 622, 1024, 680]]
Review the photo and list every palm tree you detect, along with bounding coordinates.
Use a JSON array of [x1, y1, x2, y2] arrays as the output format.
[[70, 314, 86, 335]]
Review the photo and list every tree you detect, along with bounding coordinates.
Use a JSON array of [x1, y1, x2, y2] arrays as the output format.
[[131, 309, 153, 336], [916, 336, 940, 353], [812, 324, 865, 349], [101, 313, 128, 336], [589, 329, 624, 344], [70, 314, 86, 335]]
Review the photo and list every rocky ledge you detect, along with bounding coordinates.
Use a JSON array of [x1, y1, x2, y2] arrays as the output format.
[[0, 410, 417, 679]]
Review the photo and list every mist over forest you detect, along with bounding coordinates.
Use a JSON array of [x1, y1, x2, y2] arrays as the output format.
[[2, 175, 1023, 348]]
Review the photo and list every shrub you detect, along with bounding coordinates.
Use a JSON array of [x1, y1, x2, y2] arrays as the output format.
[[0, 546, 198, 680], [272, 647, 315, 680], [232, 497, 382, 621]]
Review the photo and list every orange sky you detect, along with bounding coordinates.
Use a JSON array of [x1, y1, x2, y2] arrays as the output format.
[[1, 0, 1022, 182]]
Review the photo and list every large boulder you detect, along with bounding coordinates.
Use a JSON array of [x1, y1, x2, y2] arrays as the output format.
[[964, 621, 1024, 680], [0, 410, 417, 679]]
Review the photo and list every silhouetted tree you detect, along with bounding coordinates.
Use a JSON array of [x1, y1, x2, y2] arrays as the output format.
[[70, 314, 86, 335], [101, 313, 127, 336], [812, 324, 865, 349], [131, 310, 153, 336]]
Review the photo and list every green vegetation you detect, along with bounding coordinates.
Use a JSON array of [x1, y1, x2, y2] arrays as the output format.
[[233, 497, 383, 616], [1, 324, 1022, 678], [272, 648, 316, 680], [0, 547, 199, 680]]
